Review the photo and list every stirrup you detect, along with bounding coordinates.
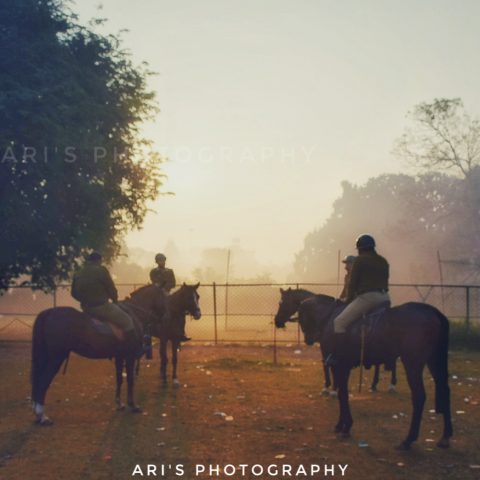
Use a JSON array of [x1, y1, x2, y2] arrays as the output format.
[[325, 354, 337, 367]]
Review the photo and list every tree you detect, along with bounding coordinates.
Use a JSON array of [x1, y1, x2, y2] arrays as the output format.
[[0, 0, 163, 290], [395, 98, 480, 258], [293, 173, 467, 283], [395, 98, 480, 178]]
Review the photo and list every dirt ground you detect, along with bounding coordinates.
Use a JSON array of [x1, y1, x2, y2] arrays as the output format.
[[0, 341, 479, 480]]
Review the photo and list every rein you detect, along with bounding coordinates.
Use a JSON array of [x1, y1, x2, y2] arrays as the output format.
[[121, 301, 158, 332]]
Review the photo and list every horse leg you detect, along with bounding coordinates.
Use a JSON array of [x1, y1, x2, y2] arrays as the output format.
[[334, 366, 353, 437], [427, 359, 452, 448], [126, 357, 141, 413], [172, 340, 180, 387], [370, 365, 380, 392], [32, 352, 67, 426], [321, 360, 331, 395], [330, 366, 338, 397], [115, 356, 125, 410], [160, 339, 168, 386], [388, 362, 398, 393], [397, 360, 426, 450]]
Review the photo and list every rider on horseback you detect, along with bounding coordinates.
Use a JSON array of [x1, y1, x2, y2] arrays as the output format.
[[326, 234, 390, 366], [71, 252, 144, 357], [339, 255, 356, 302], [150, 253, 191, 342]]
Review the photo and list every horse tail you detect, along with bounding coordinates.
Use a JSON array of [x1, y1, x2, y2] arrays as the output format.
[[31, 310, 50, 401], [432, 308, 450, 415]]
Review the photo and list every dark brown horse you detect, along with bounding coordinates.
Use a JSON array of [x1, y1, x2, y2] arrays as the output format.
[[30, 283, 200, 425], [274, 288, 397, 393], [275, 290, 452, 450], [153, 283, 201, 386]]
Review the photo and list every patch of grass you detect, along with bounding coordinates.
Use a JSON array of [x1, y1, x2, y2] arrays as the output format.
[[449, 321, 480, 351], [204, 357, 288, 370]]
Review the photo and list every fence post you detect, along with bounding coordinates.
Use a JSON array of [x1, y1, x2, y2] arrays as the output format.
[[213, 282, 218, 345], [273, 315, 277, 365], [466, 286, 471, 331], [295, 284, 300, 346]]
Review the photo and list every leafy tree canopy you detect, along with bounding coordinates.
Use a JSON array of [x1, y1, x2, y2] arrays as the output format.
[[0, 0, 163, 290]]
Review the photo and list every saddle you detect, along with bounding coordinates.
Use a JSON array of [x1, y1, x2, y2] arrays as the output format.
[[86, 304, 141, 342], [348, 300, 391, 340], [89, 318, 124, 341], [325, 300, 392, 369]]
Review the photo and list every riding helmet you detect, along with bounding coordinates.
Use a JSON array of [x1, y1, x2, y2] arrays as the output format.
[[355, 234, 376, 249], [155, 253, 166, 262]]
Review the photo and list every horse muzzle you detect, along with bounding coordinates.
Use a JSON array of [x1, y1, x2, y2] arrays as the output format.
[[192, 310, 201, 320]]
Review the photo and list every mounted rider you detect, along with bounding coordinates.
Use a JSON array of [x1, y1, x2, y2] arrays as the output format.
[[150, 253, 191, 342], [327, 234, 390, 366], [71, 252, 144, 357], [339, 255, 356, 302]]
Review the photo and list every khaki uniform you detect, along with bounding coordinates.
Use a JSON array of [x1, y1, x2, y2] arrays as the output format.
[[334, 251, 390, 333], [339, 272, 351, 301], [150, 267, 176, 292], [71, 261, 134, 331]]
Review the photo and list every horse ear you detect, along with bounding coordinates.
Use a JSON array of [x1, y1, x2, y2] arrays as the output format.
[[280, 288, 284, 293], [288, 287, 292, 291], [195, 282, 200, 289], [182, 282, 186, 286]]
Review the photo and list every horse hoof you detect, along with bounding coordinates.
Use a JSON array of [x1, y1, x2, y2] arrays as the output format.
[[35, 416, 54, 426], [129, 406, 142, 414], [388, 385, 397, 394], [321, 389, 330, 397], [368, 388, 377, 393], [329, 391, 338, 398], [116, 404, 125, 411], [334, 425, 342, 433], [340, 431, 350, 439], [437, 438, 450, 449], [173, 379, 181, 388], [395, 442, 411, 451]]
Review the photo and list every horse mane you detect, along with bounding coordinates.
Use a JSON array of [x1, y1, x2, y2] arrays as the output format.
[[127, 284, 153, 299], [315, 293, 336, 304]]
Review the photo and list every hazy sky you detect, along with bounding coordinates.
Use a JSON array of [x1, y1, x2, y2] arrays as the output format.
[[76, 0, 480, 272]]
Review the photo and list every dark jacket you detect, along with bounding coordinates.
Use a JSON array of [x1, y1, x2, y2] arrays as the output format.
[[149, 267, 176, 292], [71, 261, 118, 308], [347, 251, 389, 302]]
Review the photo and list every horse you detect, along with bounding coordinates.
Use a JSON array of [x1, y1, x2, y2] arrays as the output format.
[[276, 291, 453, 450], [152, 282, 201, 386], [30, 283, 200, 425], [274, 288, 397, 393]]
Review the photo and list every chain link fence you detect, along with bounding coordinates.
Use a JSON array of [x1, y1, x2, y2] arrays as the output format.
[[0, 283, 479, 343]]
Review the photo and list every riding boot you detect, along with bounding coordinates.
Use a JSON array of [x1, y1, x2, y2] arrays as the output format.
[[325, 333, 347, 367], [124, 330, 145, 359]]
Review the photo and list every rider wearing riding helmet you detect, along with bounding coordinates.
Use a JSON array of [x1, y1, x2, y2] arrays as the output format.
[[339, 254, 356, 302], [326, 234, 390, 366], [150, 253, 191, 342]]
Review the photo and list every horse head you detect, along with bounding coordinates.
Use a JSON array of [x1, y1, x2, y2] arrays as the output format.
[[176, 282, 201, 320], [274, 287, 314, 328]]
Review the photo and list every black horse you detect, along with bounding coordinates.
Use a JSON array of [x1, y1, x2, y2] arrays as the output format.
[[31, 283, 200, 425], [275, 288, 397, 393], [275, 290, 452, 450], [153, 282, 201, 386]]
